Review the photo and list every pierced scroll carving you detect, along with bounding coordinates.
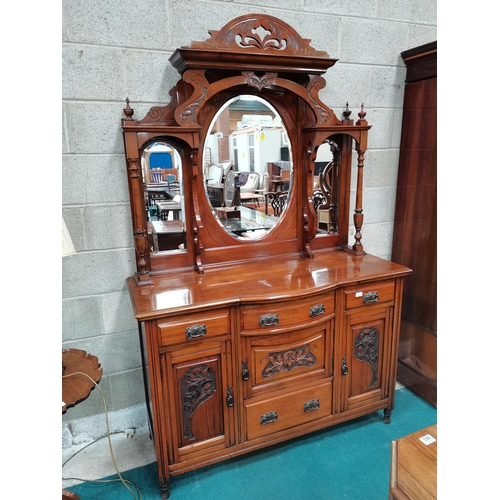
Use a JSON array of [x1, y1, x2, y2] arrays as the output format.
[[261, 343, 317, 379], [236, 25, 286, 51], [354, 327, 379, 387], [200, 14, 329, 57], [180, 365, 216, 441]]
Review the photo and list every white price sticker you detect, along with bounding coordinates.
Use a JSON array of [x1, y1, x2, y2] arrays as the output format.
[[355, 291, 363, 297], [419, 434, 436, 445]]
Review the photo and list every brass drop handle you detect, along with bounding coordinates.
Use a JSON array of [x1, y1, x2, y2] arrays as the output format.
[[304, 399, 320, 412], [363, 291, 379, 304], [310, 304, 325, 317], [259, 313, 279, 327], [342, 357, 348, 375], [226, 387, 234, 407], [185, 324, 207, 339], [242, 361, 250, 381], [260, 411, 278, 425]]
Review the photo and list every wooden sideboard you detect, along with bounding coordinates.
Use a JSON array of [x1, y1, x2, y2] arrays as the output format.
[[121, 14, 412, 498], [392, 41, 437, 406], [128, 252, 410, 498]]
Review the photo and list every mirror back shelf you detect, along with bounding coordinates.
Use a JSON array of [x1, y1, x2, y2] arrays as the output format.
[[122, 13, 371, 284]]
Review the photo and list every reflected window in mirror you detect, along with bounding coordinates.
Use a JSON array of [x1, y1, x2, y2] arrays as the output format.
[[141, 141, 187, 254], [203, 95, 293, 239]]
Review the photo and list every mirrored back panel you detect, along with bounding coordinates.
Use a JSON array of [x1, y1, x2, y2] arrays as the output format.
[[121, 14, 371, 284]]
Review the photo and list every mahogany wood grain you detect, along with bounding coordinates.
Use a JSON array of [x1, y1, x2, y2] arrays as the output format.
[[62, 349, 102, 413], [120, 14, 412, 498], [128, 251, 410, 321], [392, 41, 437, 407], [62, 350, 102, 500], [122, 14, 372, 282], [62, 491, 80, 500], [389, 425, 437, 499]]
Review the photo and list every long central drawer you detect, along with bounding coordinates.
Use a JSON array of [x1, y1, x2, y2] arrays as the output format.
[[241, 292, 335, 335], [244, 379, 333, 441]]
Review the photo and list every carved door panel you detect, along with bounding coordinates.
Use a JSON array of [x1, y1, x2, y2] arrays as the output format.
[[241, 323, 333, 400], [341, 307, 392, 412], [163, 339, 235, 464]]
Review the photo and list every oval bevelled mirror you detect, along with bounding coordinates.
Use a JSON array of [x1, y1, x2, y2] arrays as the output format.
[[141, 141, 187, 254], [203, 95, 293, 239]]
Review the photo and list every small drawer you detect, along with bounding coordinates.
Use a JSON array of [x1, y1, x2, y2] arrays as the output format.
[[244, 380, 333, 441], [157, 309, 230, 347], [241, 293, 334, 334], [344, 280, 395, 310]]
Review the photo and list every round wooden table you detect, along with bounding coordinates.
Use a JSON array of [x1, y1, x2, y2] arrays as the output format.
[[62, 349, 103, 499]]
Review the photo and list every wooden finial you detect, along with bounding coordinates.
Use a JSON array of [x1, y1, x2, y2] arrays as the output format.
[[358, 103, 366, 122], [124, 97, 134, 120], [343, 102, 351, 120]]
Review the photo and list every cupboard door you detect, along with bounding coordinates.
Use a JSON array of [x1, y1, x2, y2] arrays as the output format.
[[341, 307, 392, 411], [164, 340, 235, 464]]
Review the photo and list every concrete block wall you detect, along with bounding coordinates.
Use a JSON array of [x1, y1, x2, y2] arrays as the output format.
[[62, 0, 437, 447]]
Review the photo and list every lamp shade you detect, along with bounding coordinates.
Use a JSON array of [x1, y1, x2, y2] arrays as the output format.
[[62, 218, 76, 257]]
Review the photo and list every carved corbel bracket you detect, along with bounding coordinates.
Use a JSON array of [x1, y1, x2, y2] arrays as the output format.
[[175, 70, 209, 127]]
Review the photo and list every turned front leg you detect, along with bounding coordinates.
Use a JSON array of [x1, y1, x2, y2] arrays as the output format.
[[383, 408, 392, 424]]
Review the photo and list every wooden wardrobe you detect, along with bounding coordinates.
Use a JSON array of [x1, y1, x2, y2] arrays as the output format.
[[392, 41, 437, 406]]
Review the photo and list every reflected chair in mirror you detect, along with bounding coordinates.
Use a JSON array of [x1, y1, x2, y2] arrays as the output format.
[[167, 180, 181, 191], [239, 173, 260, 193], [148, 188, 172, 219], [258, 173, 270, 194], [313, 189, 329, 233], [265, 190, 289, 216], [313, 189, 327, 213], [151, 168, 163, 183]]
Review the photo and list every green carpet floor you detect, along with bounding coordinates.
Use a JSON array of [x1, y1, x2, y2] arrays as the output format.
[[67, 388, 437, 499]]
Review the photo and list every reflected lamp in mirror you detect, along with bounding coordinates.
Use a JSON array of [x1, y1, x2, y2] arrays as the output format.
[[62, 218, 76, 257]]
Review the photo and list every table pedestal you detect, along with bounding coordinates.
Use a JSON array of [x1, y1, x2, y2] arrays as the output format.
[[62, 349, 102, 500]]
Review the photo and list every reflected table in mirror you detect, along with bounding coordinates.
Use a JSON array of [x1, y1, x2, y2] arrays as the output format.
[[240, 192, 265, 207], [156, 201, 181, 221], [150, 220, 186, 251], [219, 206, 278, 236], [146, 184, 176, 205]]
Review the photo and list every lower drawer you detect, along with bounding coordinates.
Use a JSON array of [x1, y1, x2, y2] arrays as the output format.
[[244, 380, 333, 441]]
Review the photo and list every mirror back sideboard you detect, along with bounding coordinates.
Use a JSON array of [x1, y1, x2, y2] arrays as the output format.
[[122, 14, 412, 498]]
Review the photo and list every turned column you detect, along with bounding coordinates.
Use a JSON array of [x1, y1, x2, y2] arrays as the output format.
[[352, 104, 368, 254], [123, 99, 153, 285]]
